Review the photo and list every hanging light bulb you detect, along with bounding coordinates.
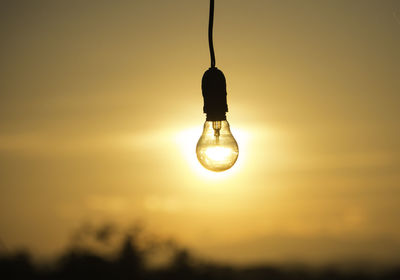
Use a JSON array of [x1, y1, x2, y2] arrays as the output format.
[[196, 120, 238, 172], [196, 66, 239, 172], [196, 0, 238, 172]]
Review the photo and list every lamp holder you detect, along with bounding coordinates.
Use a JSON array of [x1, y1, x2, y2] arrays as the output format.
[[201, 66, 228, 121]]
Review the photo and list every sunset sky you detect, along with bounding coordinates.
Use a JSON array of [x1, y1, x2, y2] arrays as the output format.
[[1, 0, 400, 265]]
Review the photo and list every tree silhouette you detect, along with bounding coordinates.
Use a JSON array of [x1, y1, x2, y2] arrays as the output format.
[[1, 224, 400, 280]]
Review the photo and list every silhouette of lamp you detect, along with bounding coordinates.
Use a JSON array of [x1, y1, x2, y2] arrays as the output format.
[[196, 0, 239, 172]]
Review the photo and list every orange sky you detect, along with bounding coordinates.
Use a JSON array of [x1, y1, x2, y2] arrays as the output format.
[[1, 0, 400, 265]]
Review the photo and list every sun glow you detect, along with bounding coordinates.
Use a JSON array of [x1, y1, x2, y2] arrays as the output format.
[[203, 146, 233, 163]]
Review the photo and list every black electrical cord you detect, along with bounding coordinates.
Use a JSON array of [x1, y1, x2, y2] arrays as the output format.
[[208, 0, 216, 68]]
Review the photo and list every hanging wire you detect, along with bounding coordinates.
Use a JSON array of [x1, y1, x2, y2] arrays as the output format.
[[208, 0, 216, 67]]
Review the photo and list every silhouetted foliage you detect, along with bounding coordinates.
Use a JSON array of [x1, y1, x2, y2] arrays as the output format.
[[1, 224, 400, 280]]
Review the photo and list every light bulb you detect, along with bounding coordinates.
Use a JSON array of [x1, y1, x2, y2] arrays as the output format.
[[196, 120, 238, 172], [197, 66, 238, 172]]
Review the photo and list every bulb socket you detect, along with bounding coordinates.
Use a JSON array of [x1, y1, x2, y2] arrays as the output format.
[[201, 67, 228, 121]]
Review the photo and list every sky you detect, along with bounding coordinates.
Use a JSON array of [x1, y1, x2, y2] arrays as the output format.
[[1, 0, 400, 265]]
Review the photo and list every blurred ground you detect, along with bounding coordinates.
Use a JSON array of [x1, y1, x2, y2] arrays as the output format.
[[1, 224, 400, 280]]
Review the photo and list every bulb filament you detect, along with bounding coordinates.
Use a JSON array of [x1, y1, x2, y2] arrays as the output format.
[[212, 121, 221, 143]]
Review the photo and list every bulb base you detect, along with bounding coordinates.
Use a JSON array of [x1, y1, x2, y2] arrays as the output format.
[[201, 67, 228, 121]]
